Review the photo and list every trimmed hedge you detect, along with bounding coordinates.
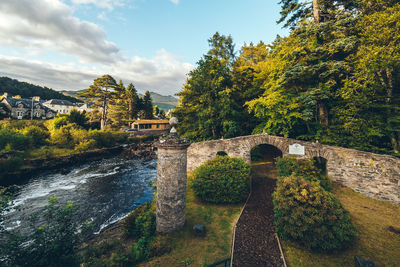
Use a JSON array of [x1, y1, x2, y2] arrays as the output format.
[[190, 156, 250, 204], [273, 175, 357, 252], [276, 157, 332, 191]]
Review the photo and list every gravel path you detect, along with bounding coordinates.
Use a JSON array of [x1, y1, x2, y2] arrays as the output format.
[[232, 162, 284, 267]]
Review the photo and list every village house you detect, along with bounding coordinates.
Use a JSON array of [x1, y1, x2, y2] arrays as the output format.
[[42, 99, 93, 114], [131, 119, 171, 131], [0, 97, 56, 120], [75, 103, 93, 113], [42, 99, 76, 114]]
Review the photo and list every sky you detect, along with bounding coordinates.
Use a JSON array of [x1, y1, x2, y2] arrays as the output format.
[[0, 0, 288, 96]]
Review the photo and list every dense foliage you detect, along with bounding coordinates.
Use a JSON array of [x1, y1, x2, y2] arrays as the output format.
[[175, 1, 400, 156], [276, 157, 332, 191], [0, 197, 88, 267], [0, 115, 127, 184], [273, 175, 357, 252], [0, 76, 79, 103], [173, 33, 262, 141], [274, 156, 356, 252], [190, 156, 250, 204], [79, 75, 155, 130], [123, 202, 156, 239], [83, 201, 173, 266]]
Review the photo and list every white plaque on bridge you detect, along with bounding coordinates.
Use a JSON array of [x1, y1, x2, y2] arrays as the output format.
[[289, 143, 305, 155]]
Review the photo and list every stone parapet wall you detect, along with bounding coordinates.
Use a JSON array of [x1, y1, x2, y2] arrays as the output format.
[[187, 134, 400, 204]]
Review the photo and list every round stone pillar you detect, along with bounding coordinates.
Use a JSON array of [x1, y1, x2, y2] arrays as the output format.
[[154, 118, 190, 233]]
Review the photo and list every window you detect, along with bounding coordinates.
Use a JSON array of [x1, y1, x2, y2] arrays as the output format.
[[156, 124, 159, 128]]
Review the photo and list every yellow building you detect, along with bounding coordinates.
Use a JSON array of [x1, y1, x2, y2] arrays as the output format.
[[131, 119, 170, 131]]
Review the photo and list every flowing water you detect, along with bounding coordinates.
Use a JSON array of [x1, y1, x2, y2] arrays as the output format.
[[2, 155, 156, 235]]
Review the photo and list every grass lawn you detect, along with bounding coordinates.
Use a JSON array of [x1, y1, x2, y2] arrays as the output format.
[[140, 187, 242, 266], [281, 183, 400, 267]]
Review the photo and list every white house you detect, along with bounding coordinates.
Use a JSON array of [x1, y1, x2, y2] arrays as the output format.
[[42, 99, 77, 114]]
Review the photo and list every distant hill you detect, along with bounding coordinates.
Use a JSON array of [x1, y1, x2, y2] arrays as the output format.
[[146, 92, 178, 106], [62, 90, 178, 111], [0, 77, 80, 103]]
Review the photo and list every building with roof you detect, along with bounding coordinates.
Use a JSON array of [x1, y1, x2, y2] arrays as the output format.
[[75, 103, 93, 113], [42, 99, 77, 114], [131, 119, 171, 131], [0, 97, 56, 120]]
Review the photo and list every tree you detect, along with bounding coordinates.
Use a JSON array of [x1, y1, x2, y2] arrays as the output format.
[[339, 3, 400, 152], [174, 32, 260, 141], [278, 0, 358, 28], [126, 83, 139, 121], [142, 91, 153, 119], [68, 109, 88, 128], [78, 75, 118, 130]]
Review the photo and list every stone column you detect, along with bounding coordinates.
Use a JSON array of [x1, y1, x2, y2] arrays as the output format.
[[154, 118, 190, 233]]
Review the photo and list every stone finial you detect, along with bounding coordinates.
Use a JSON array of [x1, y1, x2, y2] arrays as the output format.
[[169, 117, 178, 134]]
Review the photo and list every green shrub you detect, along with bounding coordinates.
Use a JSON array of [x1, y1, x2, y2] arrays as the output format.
[[68, 109, 89, 128], [88, 130, 116, 148], [276, 157, 298, 177], [21, 125, 49, 147], [0, 128, 32, 151], [190, 156, 250, 204], [50, 126, 73, 148], [276, 157, 332, 191], [45, 116, 69, 131], [74, 140, 96, 152], [123, 202, 156, 239], [273, 175, 357, 252], [0, 197, 88, 267]]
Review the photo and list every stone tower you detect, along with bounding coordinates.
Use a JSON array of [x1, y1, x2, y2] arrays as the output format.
[[154, 118, 190, 233]]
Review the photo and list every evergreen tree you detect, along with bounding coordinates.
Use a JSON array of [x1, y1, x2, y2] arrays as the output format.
[[142, 91, 154, 119], [126, 83, 139, 121], [78, 75, 118, 130], [174, 32, 245, 141]]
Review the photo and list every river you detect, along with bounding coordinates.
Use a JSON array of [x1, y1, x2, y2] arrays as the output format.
[[2, 155, 156, 235]]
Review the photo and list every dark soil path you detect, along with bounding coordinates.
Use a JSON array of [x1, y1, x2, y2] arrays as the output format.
[[232, 161, 284, 267]]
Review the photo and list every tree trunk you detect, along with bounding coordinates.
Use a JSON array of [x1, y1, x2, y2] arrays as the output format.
[[101, 97, 107, 131], [313, 0, 320, 23], [385, 68, 398, 153], [128, 101, 133, 121], [318, 103, 329, 126]]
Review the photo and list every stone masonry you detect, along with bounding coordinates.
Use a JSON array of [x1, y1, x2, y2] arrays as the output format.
[[154, 130, 190, 233], [187, 134, 400, 204]]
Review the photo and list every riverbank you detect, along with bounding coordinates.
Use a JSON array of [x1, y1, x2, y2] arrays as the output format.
[[0, 138, 157, 186], [79, 186, 242, 266]]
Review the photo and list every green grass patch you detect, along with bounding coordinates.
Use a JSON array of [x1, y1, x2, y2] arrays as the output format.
[[281, 183, 400, 267], [139, 186, 242, 266]]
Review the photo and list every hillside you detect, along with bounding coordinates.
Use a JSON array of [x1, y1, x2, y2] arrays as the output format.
[[0, 77, 80, 103], [61, 90, 178, 111]]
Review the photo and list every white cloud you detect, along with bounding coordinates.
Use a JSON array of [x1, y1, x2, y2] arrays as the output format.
[[170, 0, 179, 4], [112, 49, 193, 94], [97, 11, 109, 21], [0, 51, 194, 95], [69, 0, 126, 10], [0, 0, 120, 63]]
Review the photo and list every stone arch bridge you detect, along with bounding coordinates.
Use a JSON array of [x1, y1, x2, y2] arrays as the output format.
[[187, 134, 400, 204]]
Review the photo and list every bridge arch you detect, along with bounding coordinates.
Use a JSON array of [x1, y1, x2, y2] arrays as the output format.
[[187, 134, 400, 204]]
